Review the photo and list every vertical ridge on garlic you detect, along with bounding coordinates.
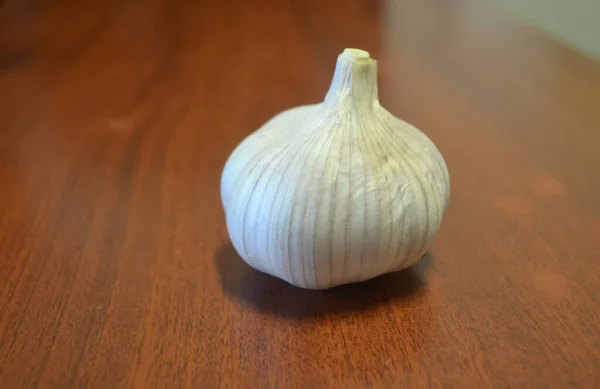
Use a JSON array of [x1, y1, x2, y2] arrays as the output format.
[[221, 48, 450, 290]]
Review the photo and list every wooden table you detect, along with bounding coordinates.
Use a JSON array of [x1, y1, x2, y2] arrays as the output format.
[[1, 0, 599, 388]]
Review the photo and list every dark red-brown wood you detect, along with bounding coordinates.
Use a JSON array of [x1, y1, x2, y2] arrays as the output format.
[[1, 0, 599, 388]]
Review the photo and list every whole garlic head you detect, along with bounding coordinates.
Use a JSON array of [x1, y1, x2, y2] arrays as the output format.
[[221, 48, 450, 290]]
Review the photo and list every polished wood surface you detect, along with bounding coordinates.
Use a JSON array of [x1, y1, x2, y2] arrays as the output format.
[[1, 0, 600, 388]]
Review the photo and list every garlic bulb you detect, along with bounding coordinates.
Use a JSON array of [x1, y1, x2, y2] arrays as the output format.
[[221, 48, 450, 290]]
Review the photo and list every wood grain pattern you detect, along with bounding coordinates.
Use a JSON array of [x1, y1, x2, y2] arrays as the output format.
[[1, 0, 599, 388]]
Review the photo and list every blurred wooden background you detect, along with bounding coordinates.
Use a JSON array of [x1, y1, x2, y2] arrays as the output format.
[[1, 0, 599, 388]]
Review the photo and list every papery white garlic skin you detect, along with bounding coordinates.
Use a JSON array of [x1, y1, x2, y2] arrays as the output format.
[[221, 48, 450, 290]]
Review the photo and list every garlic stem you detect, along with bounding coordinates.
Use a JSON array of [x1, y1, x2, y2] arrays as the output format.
[[324, 48, 378, 114]]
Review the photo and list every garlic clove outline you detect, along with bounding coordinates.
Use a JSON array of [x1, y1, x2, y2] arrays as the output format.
[[221, 48, 450, 290]]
